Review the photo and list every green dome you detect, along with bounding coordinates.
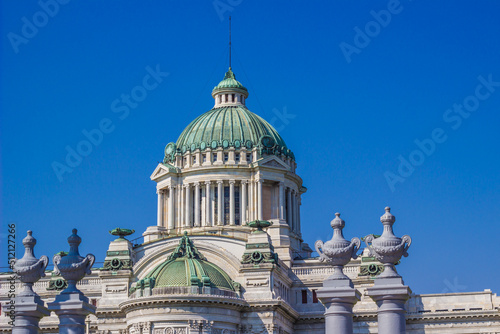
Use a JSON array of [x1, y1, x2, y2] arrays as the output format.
[[144, 233, 236, 291], [175, 106, 290, 154], [162, 68, 295, 163], [212, 67, 248, 96]]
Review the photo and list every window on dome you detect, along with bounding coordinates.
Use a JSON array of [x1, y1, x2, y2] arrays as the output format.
[[247, 153, 252, 163], [235, 186, 240, 225], [213, 153, 217, 162], [232, 94, 235, 102], [193, 155, 197, 164], [214, 189, 219, 223], [224, 153, 228, 162], [183, 157, 187, 165], [203, 154, 206, 163], [235, 153, 240, 163], [224, 186, 230, 222]]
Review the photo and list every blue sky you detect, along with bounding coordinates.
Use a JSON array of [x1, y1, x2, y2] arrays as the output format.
[[1, 0, 499, 295]]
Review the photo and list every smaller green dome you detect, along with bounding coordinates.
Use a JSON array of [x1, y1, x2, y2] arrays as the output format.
[[143, 232, 237, 291], [212, 67, 248, 97]]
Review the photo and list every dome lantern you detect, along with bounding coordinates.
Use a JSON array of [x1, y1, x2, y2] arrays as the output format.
[[212, 67, 249, 108]]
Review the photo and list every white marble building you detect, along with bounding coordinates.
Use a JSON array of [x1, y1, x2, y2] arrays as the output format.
[[1, 68, 500, 333]]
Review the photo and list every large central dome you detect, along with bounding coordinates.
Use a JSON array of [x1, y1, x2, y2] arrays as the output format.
[[176, 106, 288, 152], [173, 68, 292, 158]]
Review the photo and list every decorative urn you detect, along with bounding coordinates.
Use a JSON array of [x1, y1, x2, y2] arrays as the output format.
[[315, 213, 360, 279], [109, 227, 135, 240], [364, 207, 411, 278], [13, 230, 49, 297], [53, 229, 95, 293], [246, 220, 272, 233]]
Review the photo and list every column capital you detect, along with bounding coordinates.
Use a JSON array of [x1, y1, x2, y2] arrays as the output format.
[[216, 180, 224, 185], [183, 183, 190, 188], [279, 181, 285, 186], [194, 181, 200, 187], [204, 180, 212, 185], [229, 179, 236, 185], [241, 180, 248, 185], [176, 184, 182, 190]]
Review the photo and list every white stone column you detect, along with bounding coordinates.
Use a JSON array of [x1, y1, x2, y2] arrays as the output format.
[[257, 178, 263, 220], [181, 184, 186, 227], [365, 207, 412, 334], [168, 186, 175, 230], [287, 188, 293, 230], [157, 189, 164, 227], [47, 230, 96, 334], [217, 180, 223, 225], [279, 182, 285, 220], [205, 181, 212, 226], [12, 231, 50, 334], [241, 180, 247, 224], [316, 213, 362, 334], [248, 178, 254, 221], [185, 184, 191, 227], [368, 284, 410, 334], [194, 182, 200, 227], [229, 180, 235, 225], [297, 194, 302, 233], [293, 191, 298, 232], [177, 185, 182, 229]]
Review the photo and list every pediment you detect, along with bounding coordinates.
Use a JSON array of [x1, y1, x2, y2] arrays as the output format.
[[258, 156, 290, 170], [150, 164, 170, 181]]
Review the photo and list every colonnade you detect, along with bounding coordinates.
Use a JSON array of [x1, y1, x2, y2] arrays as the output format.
[[157, 179, 301, 232]]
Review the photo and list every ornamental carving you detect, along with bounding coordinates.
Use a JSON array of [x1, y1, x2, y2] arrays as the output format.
[[241, 251, 278, 265], [102, 258, 133, 271], [363, 207, 411, 278], [53, 229, 95, 293], [359, 264, 385, 277], [47, 278, 68, 291], [12, 230, 49, 297], [315, 213, 360, 279]]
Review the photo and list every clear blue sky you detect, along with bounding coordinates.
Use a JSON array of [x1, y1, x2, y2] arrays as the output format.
[[1, 1, 499, 295]]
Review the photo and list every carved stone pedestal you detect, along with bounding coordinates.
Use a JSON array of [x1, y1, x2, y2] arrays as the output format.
[[315, 213, 361, 334], [12, 295, 50, 334], [48, 292, 96, 334], [317, 278, 360, 334], [367, 277, 411, 334], [12, 230, 50, 334]]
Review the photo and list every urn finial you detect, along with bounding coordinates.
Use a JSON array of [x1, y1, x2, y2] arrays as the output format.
[[364, 207, 411, 278], [381, 207, 395, 224], [13, 230, 49, 296], [53, 228, 95, 294], [331, 212, 345, 229], [315, 212, 360, 280]]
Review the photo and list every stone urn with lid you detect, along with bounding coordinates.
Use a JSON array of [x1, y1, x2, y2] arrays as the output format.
[[315, 213, 360, 279], [364, 207, 411, 278], [53, 228, 95, 294]]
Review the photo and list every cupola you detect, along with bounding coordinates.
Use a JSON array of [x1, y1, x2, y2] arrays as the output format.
[[211, 67, 249, 107]]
